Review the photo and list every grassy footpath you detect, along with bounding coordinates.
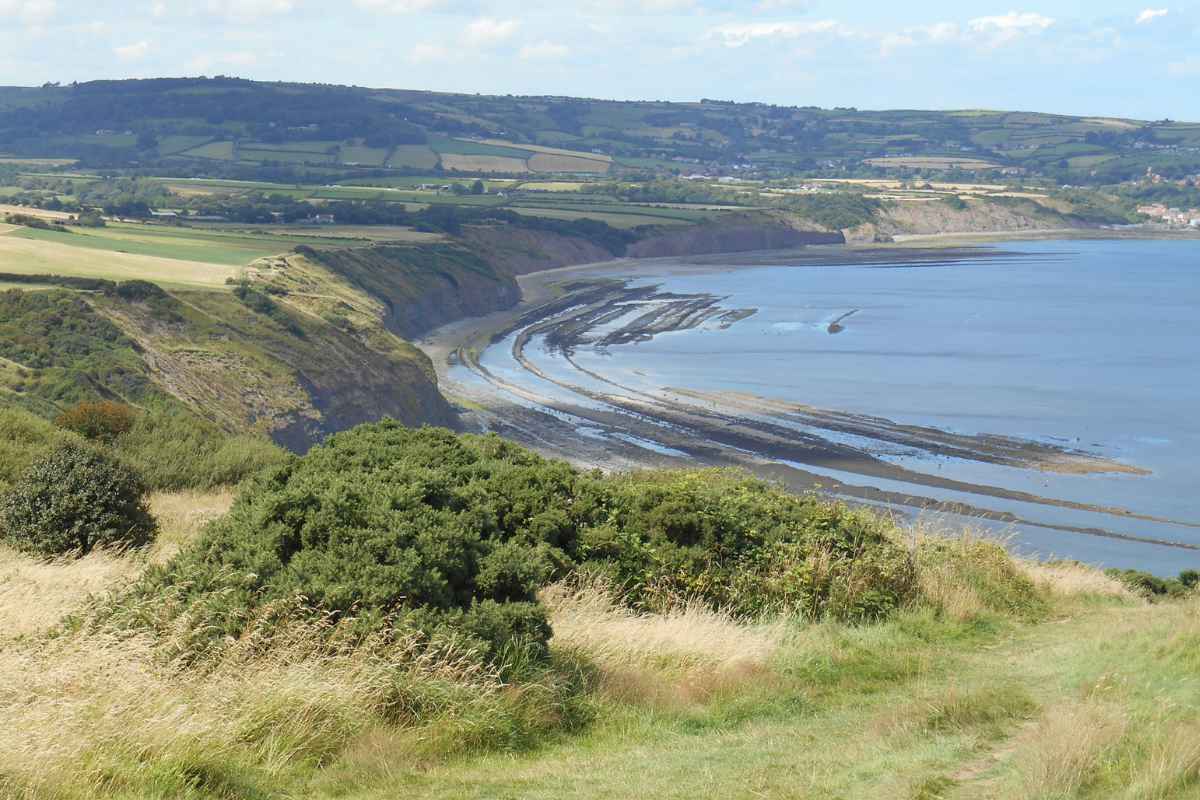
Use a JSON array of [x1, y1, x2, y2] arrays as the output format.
[[340, 588, 1194, 800]]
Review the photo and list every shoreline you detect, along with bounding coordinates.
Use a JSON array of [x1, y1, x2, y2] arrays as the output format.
[[417, 236, 1200, 561]]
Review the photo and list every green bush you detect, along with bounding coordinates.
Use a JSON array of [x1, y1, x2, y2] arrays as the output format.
[[114, 423, 919, 663], [580, 470, 918, 621], [0, 442, 157, 557], [122, 423, 581, 659], [54, 400, 137, 443]]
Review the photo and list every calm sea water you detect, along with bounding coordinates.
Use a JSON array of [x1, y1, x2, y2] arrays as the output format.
[[474, 240, 1200, 573]]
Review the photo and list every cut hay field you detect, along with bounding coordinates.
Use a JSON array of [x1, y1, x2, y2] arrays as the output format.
[[529, 153, 610, 174], [0, 203, 74, 221], [441, 154, 529, 173], [866, 156, 1003, 170], [0, 229, 239, 288], [0, 222, 356, 288]]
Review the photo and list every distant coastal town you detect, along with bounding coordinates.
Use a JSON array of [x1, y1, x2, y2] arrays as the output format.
[[1137, 203, 1200, 228]]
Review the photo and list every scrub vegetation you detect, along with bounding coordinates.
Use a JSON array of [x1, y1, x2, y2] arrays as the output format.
[[0, 420, 1195, 800]]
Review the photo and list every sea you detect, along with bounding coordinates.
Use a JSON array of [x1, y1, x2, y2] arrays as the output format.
[[468, 239, 1200, 574]]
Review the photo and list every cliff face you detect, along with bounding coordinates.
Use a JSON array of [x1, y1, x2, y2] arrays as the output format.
[[460, 226, 615, 276], [91, 286, 455, 453], [300, 244, 520, 341], [628, 215, 844, 258]]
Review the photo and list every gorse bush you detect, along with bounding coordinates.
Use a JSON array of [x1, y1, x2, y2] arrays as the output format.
[[0, 442, 157, 557], [54, 400, 137, 442], [581, 470, 918, 621], [115, 422, 919, 662]]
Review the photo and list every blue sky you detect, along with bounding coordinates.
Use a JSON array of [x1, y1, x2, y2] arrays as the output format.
[[0, 1, 1196, 119]]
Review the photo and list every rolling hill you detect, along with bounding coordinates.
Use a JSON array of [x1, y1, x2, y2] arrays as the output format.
[[2, 78, 1199, 183]]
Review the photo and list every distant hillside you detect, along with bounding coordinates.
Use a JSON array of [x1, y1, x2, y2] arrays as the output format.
[[2, 78, 1199, 183]]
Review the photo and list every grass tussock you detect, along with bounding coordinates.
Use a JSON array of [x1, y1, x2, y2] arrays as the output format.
[[0, 545, 142, 637], [1010, 699, 1130, 798], [0, 619, 531, 799], [542, 577, 786, 706], [1018, 560, 1139, 601], [910, 524, 1048, 621]]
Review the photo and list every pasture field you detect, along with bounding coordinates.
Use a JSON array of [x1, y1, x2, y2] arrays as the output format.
[[0, 221, 359, 288], [0, 157, 77, 167], [385, 145, 440, 169], [0, 229, 239, 288], [509, 206, 691, 228], [518, 181, 589, 192], [440, 154, 529, 173], [239, 148, 335, 165], [155, 136, 213, 156], [529, 153, 611, 174], [480, 140, 613, 163], [340, 145, 390, 166], [179, 141, 235, 160], [865, 156, 1003, 169], [432, 137, 532, 159]]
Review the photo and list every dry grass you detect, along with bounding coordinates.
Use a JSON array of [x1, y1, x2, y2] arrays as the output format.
[[147, 488, 235, 555], [1018, 560, 1138, 601], [542, 578, 785, 706], [0, 546, 143, 637], [1010, 699, 1129, 798], [0, 618, 500, 799], [0, 489, 234, 637]]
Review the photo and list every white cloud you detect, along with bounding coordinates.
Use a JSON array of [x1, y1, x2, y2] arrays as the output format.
[[409, 42, 453, 63], [1136, 8, 1168, 24], [967, 11, 1054, 46], [519, 40, 569, 60], [582, 0, 697, 11], [354, 0, 446, 12], [755, 0, 808, 10], [878, 21, 960, 55], [707, 19, 845, 48], [205, 0, 294, 16], [0, 0, 56, 25], [114, 40, 151, 61], [463, 16, 519, 46]]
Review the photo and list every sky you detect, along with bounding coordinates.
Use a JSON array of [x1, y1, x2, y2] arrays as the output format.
[[0, 1, 1196, 119]]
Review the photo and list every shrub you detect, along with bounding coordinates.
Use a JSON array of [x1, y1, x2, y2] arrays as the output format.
[[54, 400, 137, 442], [109, 423, 921, 664], [0, 442, 156, 557], [112, 403, 288, 491], [120, 424, 583, 660], [580, 470, 918, 621]]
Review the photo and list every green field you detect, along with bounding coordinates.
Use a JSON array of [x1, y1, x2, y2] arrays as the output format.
[[340, 145, 390, 166], [386, 145, 440, 169], [180, 141, 235, 160], [0, 222, 363, 288]]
